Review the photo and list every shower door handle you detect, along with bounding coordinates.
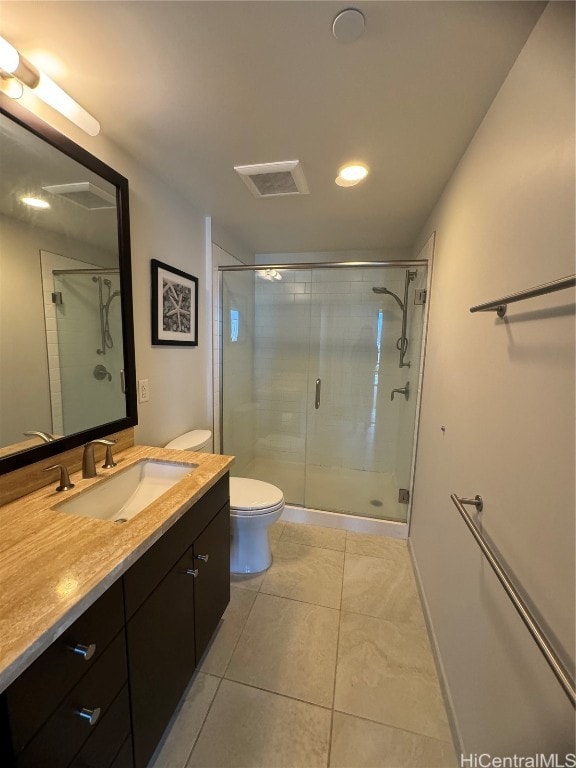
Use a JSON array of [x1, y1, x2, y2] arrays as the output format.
[[315, 379, 321, 409], [120, 369, 126, 394]]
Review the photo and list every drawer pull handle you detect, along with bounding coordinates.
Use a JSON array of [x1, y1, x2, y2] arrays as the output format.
[[70, 643, 96, 661], [77, 707, 101, 726], [185, 568, 199, 578], [195, 554, 209, 562]]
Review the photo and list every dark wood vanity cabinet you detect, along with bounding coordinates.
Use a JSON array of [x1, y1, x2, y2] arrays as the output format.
[[0, 474, 230, 768]]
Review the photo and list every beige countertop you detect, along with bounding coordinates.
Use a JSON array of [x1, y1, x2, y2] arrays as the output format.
[[0, 445, 233, 693]]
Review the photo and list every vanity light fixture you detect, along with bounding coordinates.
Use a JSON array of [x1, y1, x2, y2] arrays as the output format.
[[0, 72, 23, 99], [0, 35, 100, 136], [21, 196, 51, 210], [335, 162, 370, 187]]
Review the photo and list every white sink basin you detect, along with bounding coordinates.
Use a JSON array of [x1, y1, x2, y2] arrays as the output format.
[[55, 460, 195, 523]]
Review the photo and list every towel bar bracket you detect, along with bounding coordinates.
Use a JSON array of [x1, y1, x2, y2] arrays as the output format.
[[459, 495, 484, 512]]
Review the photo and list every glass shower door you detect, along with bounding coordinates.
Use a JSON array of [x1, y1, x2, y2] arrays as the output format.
[[221, 268, 312, 504], [304, 265, 427, 522]]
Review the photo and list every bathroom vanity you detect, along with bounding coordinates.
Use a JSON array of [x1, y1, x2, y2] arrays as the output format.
[[0, 447, 233, 768]]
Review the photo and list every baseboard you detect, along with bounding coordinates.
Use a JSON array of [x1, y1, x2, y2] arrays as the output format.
[[408, 538, 464, 757]]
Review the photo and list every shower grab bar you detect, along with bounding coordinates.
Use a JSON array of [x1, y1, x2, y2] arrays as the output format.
[[469, 274, 576, 318], [315, 379, 321, 409], [451, 493, 575, 707]]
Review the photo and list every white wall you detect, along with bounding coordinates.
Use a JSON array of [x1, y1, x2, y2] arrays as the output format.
[[410, 2, 575, 756]]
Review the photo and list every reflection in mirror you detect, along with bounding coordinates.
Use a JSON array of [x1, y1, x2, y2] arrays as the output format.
[[0, 101, 136, 469]]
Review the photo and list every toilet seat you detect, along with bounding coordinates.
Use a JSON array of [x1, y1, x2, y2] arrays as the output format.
[[230, 477, 284, 516]]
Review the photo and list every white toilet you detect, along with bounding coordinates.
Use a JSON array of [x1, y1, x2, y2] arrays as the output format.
[[164, 431, 285, 574], [228, 477, 284, 574]]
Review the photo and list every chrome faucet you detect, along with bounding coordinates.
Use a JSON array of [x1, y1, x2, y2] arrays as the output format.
[[24, 430, 56, 443], [391, 381, 410, 401], [82, 439, 116, 478]]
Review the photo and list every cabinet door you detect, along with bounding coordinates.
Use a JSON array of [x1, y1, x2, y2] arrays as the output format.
[[193, 503, 230, 660], [126, 547, 196, 768]]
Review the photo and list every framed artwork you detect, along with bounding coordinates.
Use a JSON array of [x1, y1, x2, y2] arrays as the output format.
[[151, 259, 198, 346]]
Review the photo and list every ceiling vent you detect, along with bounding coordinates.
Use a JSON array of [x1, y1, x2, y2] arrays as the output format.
[[41, 182, 116, 210], [234, 160, 309, 198]]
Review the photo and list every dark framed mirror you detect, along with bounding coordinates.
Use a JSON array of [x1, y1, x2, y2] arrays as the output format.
[[0, 94, 137, 475]]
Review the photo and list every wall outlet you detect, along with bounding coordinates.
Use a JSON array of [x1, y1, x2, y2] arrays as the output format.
[[138, 378, 150, 403]]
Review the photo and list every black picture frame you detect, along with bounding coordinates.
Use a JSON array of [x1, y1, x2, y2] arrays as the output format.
[[151, 259, 198, 346]]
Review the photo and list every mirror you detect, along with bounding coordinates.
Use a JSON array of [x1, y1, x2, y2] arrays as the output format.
[[0, 96, 137, 475]]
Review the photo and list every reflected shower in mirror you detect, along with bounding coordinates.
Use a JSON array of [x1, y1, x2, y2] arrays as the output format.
[[0, 98, 136, 471]]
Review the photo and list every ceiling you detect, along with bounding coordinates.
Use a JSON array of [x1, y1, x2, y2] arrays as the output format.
[[0, 1, 545, 255]]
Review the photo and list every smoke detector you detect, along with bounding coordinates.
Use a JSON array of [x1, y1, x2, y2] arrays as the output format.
[[41, 182, 116, 210], [234, 160, 309, 198]]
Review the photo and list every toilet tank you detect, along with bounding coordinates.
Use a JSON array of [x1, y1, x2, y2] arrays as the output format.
[[165, 430, 213, 452]]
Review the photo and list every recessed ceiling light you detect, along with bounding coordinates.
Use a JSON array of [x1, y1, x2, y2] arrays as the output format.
[[21, 196, 51, 209], [335, 163, 369, 187]]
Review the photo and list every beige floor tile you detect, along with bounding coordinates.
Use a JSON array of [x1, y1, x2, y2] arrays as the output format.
[[269, 520, 286, 542], [282, 521, 346, 551], [187, 679, 331, 768], [330, 712, 458, 768], [335, 612, 451, 742], [341, 553, 425, 627], [225, 593, 339, 707], [199, 586, 257, 676], [260, 539, 344, 608], [346, 531, 409, 562], [148, 672, 220, 768], [230, 570, 266, 591]]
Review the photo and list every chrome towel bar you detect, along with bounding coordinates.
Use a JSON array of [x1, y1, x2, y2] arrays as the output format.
[[469, 274, 576, 317], [450, 493, 575, 707]]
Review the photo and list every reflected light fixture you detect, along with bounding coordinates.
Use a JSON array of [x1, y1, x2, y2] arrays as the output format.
[[21, 196, 51, 209], [257, 269, 283, 281], [335, 162, 369, 187], [0, 35, 100, 136]]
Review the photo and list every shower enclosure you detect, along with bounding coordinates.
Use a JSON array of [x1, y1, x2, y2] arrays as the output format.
[[219, 262, 428, 524], [41, 256, 125, 437]]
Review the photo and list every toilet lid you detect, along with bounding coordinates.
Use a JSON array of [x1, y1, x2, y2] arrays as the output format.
[[230, 477, 284, 515], [165, 430, 212, 450]]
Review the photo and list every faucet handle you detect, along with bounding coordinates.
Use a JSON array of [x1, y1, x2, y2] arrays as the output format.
[[44, 464, 75, 492], [101, 440, 117, 469]]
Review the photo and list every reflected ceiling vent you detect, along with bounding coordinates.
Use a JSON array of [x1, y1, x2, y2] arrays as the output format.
[[234, 160, 309, 198], [41, 182, 116, 210]]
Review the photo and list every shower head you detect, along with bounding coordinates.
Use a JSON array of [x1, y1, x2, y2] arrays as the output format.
[[372, 286, 404, 311], [104, 278, 112, 288]]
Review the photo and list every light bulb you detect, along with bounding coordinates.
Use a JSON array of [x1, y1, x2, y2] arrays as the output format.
[[0, 36, 19, 74], [337, 163, 369, 183]]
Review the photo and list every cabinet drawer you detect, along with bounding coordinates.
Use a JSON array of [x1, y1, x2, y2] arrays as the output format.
[[69, 685, 131, 768], [16, 630, 128, 768], [4, 579, 124, 754], [124, 474, 229, 619]]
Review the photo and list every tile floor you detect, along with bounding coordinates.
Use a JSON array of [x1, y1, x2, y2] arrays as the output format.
[[148, 522, 458, 768]]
